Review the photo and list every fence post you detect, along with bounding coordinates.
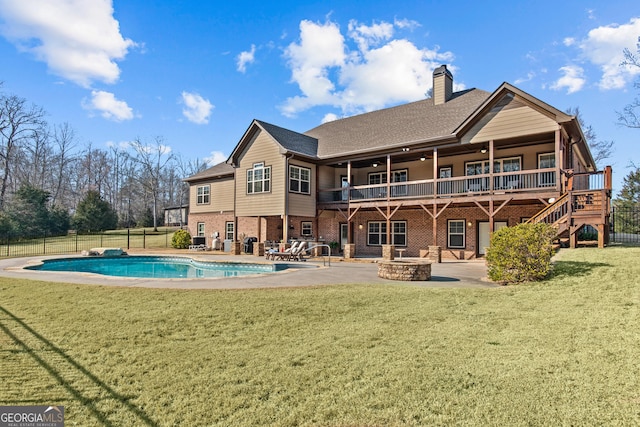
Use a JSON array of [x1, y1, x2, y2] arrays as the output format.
[[143, 229, 146, 249], [127, 228, 130, 250], [43, 232, 46, 255], [75, 232, 78, 253]]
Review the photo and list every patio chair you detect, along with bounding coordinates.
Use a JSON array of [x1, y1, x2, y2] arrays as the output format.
[[265, 241, 299, 260], [290, 241, 307, 261]]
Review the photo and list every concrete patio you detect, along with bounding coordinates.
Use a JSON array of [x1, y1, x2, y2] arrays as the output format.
[[0, 252, 496, 290]]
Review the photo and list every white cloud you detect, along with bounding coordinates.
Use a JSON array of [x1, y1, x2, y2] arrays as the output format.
[[82, 90, 134, 121], [394, 18, 420, 31], [321, 113, 339, 123], [204, 150, 227, 166], [106, 140, 133, 150], [180, 91, 214, 124], [347, 19, 394, 51], [515, 71, 536, 85], [0, 0, 136, 87], [281, 18, 455, 118], [563, 37, 576, 47], [578, 17, 640, 90], [551, 65, 586, 94], [236, 44, 256, 73]]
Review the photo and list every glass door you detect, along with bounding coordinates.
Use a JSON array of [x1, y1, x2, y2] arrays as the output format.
[[340, 223, 349, 251]]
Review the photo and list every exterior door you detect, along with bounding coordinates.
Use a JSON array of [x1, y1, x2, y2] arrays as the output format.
[[340, 223, 349, 251], [341, 176, 349, 201], [478, 221, 507, 255]]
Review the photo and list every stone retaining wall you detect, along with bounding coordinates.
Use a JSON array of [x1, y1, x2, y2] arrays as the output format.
[[377, 261, 431, 281]]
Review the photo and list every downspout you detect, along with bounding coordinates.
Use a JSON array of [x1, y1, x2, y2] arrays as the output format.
[[284, 153, 294, 243], [232, 162, 237, 242]]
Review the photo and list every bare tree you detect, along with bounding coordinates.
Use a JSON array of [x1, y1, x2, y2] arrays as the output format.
[[618, 36, 640, 129], [49, 122, 78, 207], [19, 127, 52, 189], [173, 154, 208, 226], [0, 94, 47, 210], [129, 136, 175, 231], [567, 107, 614, 167]]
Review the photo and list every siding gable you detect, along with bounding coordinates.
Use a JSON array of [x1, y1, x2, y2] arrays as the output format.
[[235, 128, 286, 217], [461, 94, 559, 144]]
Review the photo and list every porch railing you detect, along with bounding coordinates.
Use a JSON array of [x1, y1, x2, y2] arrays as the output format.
[[318, 168, 560, 203]]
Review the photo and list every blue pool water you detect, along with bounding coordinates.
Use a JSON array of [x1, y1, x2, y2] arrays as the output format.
[[27, 256, 283, 279]]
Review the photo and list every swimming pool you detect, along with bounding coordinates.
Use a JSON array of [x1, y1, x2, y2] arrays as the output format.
[[26, 256, 284, 279]]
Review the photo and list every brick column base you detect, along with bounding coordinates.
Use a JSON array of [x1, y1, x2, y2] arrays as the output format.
[[382, 245, 395, 260], [254, 242, 265, 257], [230, 241, 241, 255], [343, 243, 355, 258], [427, 245, 442, 263]]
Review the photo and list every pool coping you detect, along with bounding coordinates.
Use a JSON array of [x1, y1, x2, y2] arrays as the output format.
[[0, 253, 496, 290]]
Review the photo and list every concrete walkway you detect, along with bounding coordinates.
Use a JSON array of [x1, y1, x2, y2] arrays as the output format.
[[0, 252, 496, 290]]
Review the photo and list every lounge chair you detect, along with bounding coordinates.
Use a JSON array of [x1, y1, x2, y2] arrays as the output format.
[[265, 241, 299, 260], [290, 241, 307, 261]]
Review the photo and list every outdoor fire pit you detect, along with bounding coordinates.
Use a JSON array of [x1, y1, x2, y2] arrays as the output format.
[[377, 260, 431, 281]]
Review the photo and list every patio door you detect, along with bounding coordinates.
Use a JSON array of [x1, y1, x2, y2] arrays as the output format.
[[478, 221, 507, 255], [341, 176, 349, 201], [340, 223, 349, 251]]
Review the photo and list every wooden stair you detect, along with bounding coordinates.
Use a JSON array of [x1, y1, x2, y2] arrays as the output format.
[[527, 167, 612, 248]]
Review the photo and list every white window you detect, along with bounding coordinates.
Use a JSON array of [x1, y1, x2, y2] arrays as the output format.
[[538, 153, 556, 187], [368, 169, 408, 185], [301, 221, 313, 237], [439, 167, 452, 178], [225, 222, 234, 241], [497, 157, 521, 189], [466, 157, 521, 191], [448, 220, 465, 249], [466, 161, 490, 191], [197, 222, 205, 237], [247, 163, 271, 194], [289, 165, 311, 194], [196, 185, 210, 204], [367, 221, 407, 246]]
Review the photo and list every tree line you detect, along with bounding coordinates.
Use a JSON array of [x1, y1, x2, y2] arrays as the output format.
[[615, 36, 640, 226], [0, 86, 208, 237]]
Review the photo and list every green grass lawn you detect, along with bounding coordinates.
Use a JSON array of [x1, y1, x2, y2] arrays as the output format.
[[1, 247, 639, 426]]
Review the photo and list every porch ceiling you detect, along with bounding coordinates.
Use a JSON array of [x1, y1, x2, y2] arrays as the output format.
[[321, 132, 555, 168]]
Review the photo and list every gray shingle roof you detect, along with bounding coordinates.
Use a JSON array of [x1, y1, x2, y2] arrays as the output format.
[[183, 161, 234, 182], [255, 120, 318, 158], [305, 88, 491, 158]]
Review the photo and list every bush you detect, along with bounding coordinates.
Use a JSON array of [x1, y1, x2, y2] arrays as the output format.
[[486, 223, 556, 285], [171, 229, 191, 249], [72, 190, 118, 233]]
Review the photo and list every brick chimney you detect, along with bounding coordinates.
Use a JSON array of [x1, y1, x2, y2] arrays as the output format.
[[433, 65, 453, 105]]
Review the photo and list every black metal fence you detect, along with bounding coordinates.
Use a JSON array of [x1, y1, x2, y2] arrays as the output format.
[[0, 228, 178, 258], [610, 207, 640, 244]]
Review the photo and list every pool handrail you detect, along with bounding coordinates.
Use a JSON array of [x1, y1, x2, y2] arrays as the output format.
[[304, 244, 331, 266]]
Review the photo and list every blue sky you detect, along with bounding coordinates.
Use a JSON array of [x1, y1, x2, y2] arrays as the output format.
[[0, 0, 638, 194]]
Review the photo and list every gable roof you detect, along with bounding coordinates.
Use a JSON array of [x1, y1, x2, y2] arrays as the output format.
[[453, 82, 595, 169], [304, 88, 491, 159], [183, 161, 234, 183], [454, 82, 573, 136], [228, 120, 318, 165], [256, 120, 318, 157]]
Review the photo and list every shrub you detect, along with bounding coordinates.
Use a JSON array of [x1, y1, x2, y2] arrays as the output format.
[[486, 223, 556, 285], [171, 229, 192, 249]]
